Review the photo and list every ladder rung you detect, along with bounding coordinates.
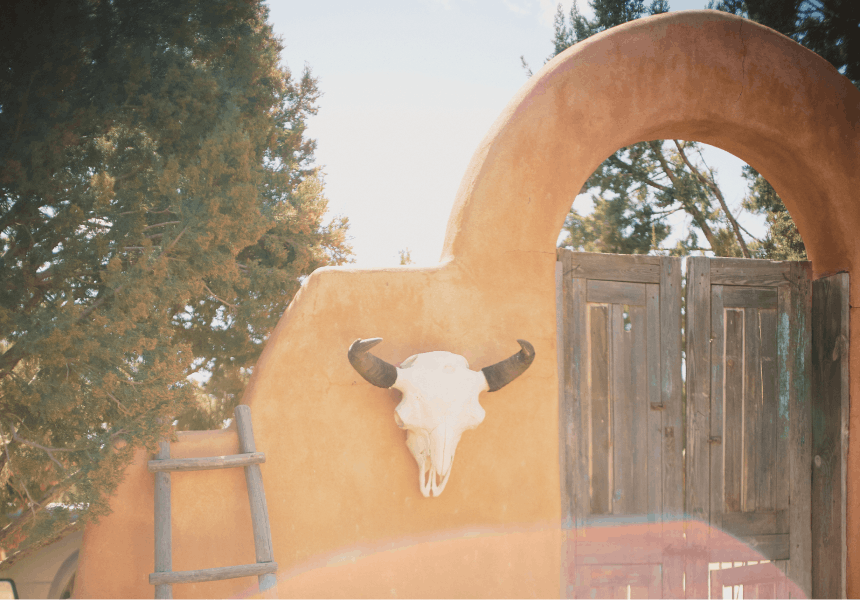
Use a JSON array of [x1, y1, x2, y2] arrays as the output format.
[[149, 561, 278, 585], [148, 452, 266, 473]]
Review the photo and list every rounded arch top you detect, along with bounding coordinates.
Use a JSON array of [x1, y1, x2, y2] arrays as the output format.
[[441, 10, 860, 286]]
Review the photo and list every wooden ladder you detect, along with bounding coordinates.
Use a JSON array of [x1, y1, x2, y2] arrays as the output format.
[[148, 405, 277, 599]]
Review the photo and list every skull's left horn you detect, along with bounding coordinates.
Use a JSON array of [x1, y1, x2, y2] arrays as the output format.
[[348, 338, 398, 389], [481, 339, 536, 392]]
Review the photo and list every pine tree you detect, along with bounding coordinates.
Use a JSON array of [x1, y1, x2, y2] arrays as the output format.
[[0, 0, 350, 559]]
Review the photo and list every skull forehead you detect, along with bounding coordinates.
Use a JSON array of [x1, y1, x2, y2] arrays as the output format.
[[400, 351, 470, 371], [395, 351, 485, 410]]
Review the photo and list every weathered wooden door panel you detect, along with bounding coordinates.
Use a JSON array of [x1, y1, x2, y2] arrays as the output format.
[[559, 251, 682, 525], [558, 250, 682, 599], [811, 272, 849, 599], [686, 257, 812, 598]]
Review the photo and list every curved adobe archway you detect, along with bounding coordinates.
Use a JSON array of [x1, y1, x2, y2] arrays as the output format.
[[442, 8, 860, 594], [443, 11, 859, 283]]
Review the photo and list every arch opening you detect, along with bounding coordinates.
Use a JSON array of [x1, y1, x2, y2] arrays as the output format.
[[557, 138, 803, 260]]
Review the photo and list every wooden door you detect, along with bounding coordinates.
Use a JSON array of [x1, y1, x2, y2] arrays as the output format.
[[557, 250, 683, 598], [558, 253, 845, 598], [685, 257, 812, 598], [811, 272, 849, 599]]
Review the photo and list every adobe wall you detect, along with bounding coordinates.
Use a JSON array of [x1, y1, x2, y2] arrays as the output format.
[[74, 10, 860, 598]]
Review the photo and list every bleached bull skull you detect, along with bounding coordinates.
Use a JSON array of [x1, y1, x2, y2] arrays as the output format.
[[348, 338, 535, 497]]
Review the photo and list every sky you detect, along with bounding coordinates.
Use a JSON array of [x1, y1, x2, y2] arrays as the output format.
[[267, 0, 761, 268]]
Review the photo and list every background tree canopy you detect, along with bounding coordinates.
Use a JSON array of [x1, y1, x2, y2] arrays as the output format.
[[541, 0, 856, 259], [0, 0, 350, 559]]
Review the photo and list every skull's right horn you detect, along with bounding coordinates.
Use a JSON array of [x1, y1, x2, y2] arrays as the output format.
[[481, 339, 536, 392], [348, 338, 398, 389]]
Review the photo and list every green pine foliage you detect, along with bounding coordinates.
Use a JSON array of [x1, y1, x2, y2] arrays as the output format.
[[0, 0, 350, 559]]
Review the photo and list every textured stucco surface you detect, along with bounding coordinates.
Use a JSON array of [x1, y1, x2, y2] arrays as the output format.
[[75, 10, 860, 598]]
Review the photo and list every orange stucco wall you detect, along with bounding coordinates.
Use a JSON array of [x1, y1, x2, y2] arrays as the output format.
[[75, 10, 860, 598]]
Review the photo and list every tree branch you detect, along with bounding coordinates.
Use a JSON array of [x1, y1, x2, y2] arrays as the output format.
[[158, 225, 188, 259], [203, 283, 238, 309], [11, 431, 71, 471], [606, 154, 672, 193], [143, 221, 181, 230], [673, 140, 751, 258], [106, 392, 131, 415], [648, 141, 721, 252], [736, 221, 764, 245]]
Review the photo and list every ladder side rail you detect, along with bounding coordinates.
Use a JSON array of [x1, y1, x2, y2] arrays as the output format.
[[154, 441, 172, 599], [234, 405, 278, 595]]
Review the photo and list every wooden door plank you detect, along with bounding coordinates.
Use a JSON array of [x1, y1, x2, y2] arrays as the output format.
[[660, 256, 683, 516], [559, 255, 589, 598], [707, 533, 789, 562], [723, 286, 779, 309], [590, 303, 611, 516], [561, 250, 663, 283], [710, 285, 725, 530], [775, 285, 792, 597], [724, 309, 744, 514], [557, 261, 574, 527], [646, 284, 662, 519], [555, 254, 578, 528], [743, 307, 762, 512], [587, 280, 648, 306], [811, 272, 849, 599], [572, 276, 590, 533], [629, 304, 649, 515], [736, 534, 790, 562], [685, 256, 711, 521], [684, 256, 711, 599], [708, 258, 790, 287], [787, 262, 812, 597], [556, 261, 571, 529], [659, 257, 684, 600], [775, 286, 790, 518], [564, 256, 591, 534], [756, 309, 777, 512], [611, 304, 631, 516], [556, 261, 571, 600], [720, 510, 789, 536]]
